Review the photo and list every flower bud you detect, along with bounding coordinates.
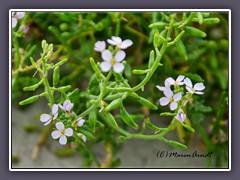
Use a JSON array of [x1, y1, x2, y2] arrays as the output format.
[[149, 22, 167, 29], [19, 95, 39, 105], [138, 97, 158, 110], [23, 79, 43, 91], [202, 18, 220, 24], [53, 66, 60, 86], [105, 112, 118, 128], [132, 69, 148, 75], [105, 98, 123, 111], [88, 111, 97, 133], [148, 50, 155, 68], [120, 106, 138, 130], [58, 85, 71, 91], [185, 26, 206, 38], [175, 39, 188, 60]]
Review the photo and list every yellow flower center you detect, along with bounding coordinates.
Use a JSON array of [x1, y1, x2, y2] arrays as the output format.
[[110, 58, 116, 65], [60, 130, 65, 136], [170, 97, 174, 102]]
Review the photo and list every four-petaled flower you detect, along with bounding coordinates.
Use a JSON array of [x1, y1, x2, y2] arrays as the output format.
[[159, 88, 182, 111], [184, 78, 205, 95], [12, 12, 25, 28], [40, 104, 58, 126], [76, 117, 85, 127], [59, 100, 74, 113], [107, 36, 133, 49], [100, 50, 125, 73], [166, 75, 185, 87], [94, 41, 106, 52], [175, 109, 187, 122], [51, 122, 73, 145]]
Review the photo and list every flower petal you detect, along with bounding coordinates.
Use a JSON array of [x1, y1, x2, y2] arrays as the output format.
[[166, 77, 175, 85], [56, 122, 65, 131], [194, 83, 205, 91], [159, 97, 170, 106], [176, 75, 185, 83], [170, 102, 178, 111], [156, 85, 165, 91], [65, 128, 73, 137], [101, 50, 112, 62], [113, 63, 124, 73], [77, 118, 85, 127], [100, 61, 111, 72], [53, 113, 58, 120], [112, 36, 122, 44], [184, 78, 193, 88], [115, 50, 126, 62], [195, 91, 204, 95], [81, 135, 87, 142], [94, 41, 106, 52], [15, 12, 25, 19], [164, 79, 171, 88], [119, 39, 133, 49], [59, 135, 67, 145], [63, 100, 71, 108], [173, 93, 182, 102], [44, 120, 52, 126], [163, 88, 173, 98], [51, 130, 61, 139], [40, 114, 51, 122], [65, 103, 73, 112], [58, 104, 65, 111], [12, 17, 17, 28], [52, 104, 58, 115], [107, 39, 117, 46]]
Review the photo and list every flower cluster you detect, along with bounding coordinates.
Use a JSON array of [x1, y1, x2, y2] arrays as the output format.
[[157, 75, 205, 122], [94, 36, 133, 73], [40, 99, 86, 145]]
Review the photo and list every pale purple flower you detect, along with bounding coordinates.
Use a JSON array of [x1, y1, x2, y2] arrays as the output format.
[[156, 78, 171, 92], [59, 100, 74, 113], [94, 41, 106, 52], [107, 36, 133, 49], [166, 75, 185, 86], [184, 78, 205, 95], [12, 12, 25, 28], [100, 50, 125, 73], [51, 122, 73, 145], [40, 104, 58, 126], [175, 109, 187, 122], [76, 117, 85, 127], [159, 88, 182, 111]]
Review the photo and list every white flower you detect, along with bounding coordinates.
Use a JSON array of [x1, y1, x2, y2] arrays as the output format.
[[184, 78, 205, 95], [159, 88, 182, 111], [100, 50, 125, 73], [12, 12, 25, 28], [40, 104, 58, 126], [94, 41, 106, 52], [107, 36, 133, 49], [51, 122, 73, 145], [156, 79, 171, 91], [175, 109, 186, 122], [76, 117, 85, 127], [59, 100, 74, 113], [166, 75, 185, 86]]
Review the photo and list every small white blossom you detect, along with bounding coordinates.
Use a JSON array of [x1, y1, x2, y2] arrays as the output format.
[[51, 122, 73, 145], [40, 104, 58, 126], [94, 41, 106, 52], [184, 78, 205, 95], [76, 117, 85, 127], [175, 109, 187, 122], [107, 36, 133, 49], [156, 79, 171, 92], [100, 50, 125, 73], [166, 75, 185, 86], [59, 100, 74, 113], [77, 133, 87, 142], [159, 88, 182, 111], [12, 12, 25, 28]]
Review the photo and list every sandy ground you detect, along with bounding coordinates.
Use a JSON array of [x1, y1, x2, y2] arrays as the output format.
[[12, 99, 213, 169]]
